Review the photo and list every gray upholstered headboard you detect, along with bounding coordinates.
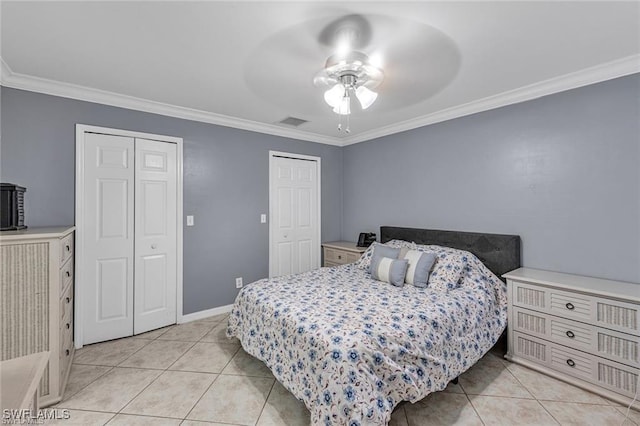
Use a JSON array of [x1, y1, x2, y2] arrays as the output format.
[[380, 226, 521, 280]]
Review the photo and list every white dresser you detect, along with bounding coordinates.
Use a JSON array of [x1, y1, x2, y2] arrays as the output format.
[[0, 226, 75, 407], [504, 268, 639, 409]]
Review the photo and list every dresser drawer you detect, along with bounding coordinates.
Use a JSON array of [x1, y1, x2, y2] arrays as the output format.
[[59, 233, 74, 266], [59, 326, 73, 390], [549, 290, 591, 322], [511, 280, 640, 336], [594, 299, 639, 337], [513, 331, 639, 398], [59, 315, 73, 356], [60, 282, 73, 322], [513, 307, 640, 367], [60, 258, 73, 295]]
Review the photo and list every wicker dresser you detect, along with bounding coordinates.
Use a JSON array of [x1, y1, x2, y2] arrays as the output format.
[[1, 226, 75, 407], [504, 267, 639, 409]]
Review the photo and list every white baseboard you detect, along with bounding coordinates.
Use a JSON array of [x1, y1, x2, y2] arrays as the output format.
[[179, 304, 234, 324]]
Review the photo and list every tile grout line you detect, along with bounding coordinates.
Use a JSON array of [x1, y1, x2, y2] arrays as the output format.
[[181, 322, 242, 423], [182, 366, 223, 422], [58, 365, 114, 403], [101, 326, 206, 418], [61, 321, 225, 420], [116, 336, 209, 419], [254, 377, 277, 426], [463, 393, 487, 426], [464, 356, 584, 425], [504, 361, 562, 425]]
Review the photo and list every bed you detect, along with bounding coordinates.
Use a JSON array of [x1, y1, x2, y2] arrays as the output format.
[[227, 227, 521, 425]]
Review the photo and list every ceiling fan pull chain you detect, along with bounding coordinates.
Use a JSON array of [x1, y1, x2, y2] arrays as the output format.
[[346, 112, 350, 133]]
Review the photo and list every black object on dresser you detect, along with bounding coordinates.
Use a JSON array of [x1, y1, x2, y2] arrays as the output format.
[[0, 183, 27, 231]]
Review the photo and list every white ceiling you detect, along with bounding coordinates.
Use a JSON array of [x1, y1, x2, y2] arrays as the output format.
[[1, 1, 639, 146]]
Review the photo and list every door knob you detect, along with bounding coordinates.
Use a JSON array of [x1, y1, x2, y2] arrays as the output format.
[[151, 244, 157, 249]]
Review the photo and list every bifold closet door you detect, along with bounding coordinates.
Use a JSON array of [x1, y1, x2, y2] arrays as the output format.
[[82, 133, 177, 345], [270, 156, 319, 277], [82, 133, 135, 344], [133, 138, 177, 334]]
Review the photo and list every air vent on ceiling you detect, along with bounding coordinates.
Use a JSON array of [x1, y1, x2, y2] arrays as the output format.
[[277, 116, 308, 127]]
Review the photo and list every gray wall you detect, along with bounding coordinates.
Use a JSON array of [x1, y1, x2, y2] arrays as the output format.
[[1, 88, 343, 314], [2, 73, 638, 318], [343, 74, 640, 284]]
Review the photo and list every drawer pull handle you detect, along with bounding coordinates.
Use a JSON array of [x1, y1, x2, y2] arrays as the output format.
[[65, 349, 70, 356], [565, 302, 575, 310], [566, 359, 575, 367], [65, 271, 71, 277], [338, 255, 342, 259], [566, 330, 575, 338], [66, 323, 70, 329], [65, 245, 70, 252], [66, 297, 70, 303]]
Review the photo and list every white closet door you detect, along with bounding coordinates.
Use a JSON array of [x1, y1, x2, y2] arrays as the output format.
[[82, 133, 135, 345], [270, 156, 319, 277], [134, 138, 177, 334]]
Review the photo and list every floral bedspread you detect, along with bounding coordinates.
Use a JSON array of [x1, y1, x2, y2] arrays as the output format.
[[227, 253, 507, 425]]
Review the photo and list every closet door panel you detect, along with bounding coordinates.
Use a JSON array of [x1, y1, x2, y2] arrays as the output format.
[[83, 133, 135, 345], [134, 138, 177, 334]]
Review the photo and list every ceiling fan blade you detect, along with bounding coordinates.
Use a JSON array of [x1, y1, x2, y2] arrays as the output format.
[[313, 73, 339, 87], [317, 14, 372, 50]]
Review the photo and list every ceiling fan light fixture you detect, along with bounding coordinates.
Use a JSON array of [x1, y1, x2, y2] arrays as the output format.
[[324, 84, 345, 108], [332, 94, 351, 115], [355, 86, 377, 110], [314, 50, 384, 132]]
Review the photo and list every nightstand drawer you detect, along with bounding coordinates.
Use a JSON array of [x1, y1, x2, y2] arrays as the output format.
[[322, 242, 366, 267], [324, 248, 358, 264]]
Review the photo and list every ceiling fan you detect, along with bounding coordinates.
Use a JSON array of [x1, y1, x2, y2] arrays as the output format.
[[243, 12, 460, 135], [312, 15, 385, 133]]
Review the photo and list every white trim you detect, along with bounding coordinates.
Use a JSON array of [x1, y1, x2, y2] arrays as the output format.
[[0, 57, 12, 82], [179, 304, 234, 324], [268, 151, 322, 278], [3, 55, 639, 147], [341, 54, 640, 146], [0, 61, 340, 147], [74, 124, 184, 349]]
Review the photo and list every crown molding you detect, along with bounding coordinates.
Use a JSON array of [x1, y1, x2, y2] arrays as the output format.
[[0, 58, 342, 147], [341, 54, 640, 146], [0, 57, 12, 83], [2, 54, 638, 148]]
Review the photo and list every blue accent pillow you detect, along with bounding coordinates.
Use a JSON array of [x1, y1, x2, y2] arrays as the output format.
[[402, 250, 436, 288], [371, 256, 409, 287], [368, 243, 401, 274]]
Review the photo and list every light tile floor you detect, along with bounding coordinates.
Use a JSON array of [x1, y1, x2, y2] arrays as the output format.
[[46, 313, 638, 425]]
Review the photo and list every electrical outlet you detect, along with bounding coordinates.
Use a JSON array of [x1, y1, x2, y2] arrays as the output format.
[[235, 277, 243, 288], [260, 214, 267, 224], [186, 215, 194, 226]]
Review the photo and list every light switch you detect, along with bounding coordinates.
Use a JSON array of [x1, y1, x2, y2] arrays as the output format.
[[260, 214, 267, 224], [187, 215, 194, 226]]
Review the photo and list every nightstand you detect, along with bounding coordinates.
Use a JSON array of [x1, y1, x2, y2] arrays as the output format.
[[321, 241, 367, 267]]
